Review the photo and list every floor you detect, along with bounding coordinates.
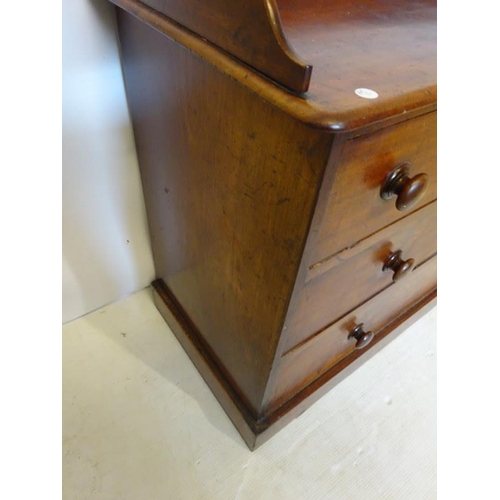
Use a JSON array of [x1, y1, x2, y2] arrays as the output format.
[[62, 288, 436, 500]]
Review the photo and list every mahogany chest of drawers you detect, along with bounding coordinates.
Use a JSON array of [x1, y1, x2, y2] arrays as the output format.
[[110, 0, 437, 449]]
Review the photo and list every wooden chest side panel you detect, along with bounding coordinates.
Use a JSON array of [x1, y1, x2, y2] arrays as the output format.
[[117, 10, 333, 414]]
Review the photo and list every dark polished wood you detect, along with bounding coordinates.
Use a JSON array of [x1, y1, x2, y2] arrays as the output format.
[[130, 0, 311, 93], [380, 163, 429, 211], [312, 112, 437, 264], [110, 0, 436, 131], [152, 279, 259, 447], [277, 0, 436, 128], [153, 277, 437, 449], [383, 250, 415, 282], [112, 0, 437, 449], [348, 324, 374, 350], [117, 9, 332, 415], [254, 290, 437, 448], [264, 255, 436, 411], [283, 202, 436, 352]]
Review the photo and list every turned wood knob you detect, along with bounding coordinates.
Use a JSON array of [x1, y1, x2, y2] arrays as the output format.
[[380, 163, 429, 211], [348, 323, 374, 350], [383, 250, 415, 281]]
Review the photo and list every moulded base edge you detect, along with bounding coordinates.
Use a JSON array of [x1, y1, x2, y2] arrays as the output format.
[[152, 278, 436, 450]]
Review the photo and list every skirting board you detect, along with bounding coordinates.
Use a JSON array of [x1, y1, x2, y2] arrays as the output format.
[[152, 278, 437, 450]]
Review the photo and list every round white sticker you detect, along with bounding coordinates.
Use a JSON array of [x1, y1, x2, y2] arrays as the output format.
[[355, 88, 379, 99]]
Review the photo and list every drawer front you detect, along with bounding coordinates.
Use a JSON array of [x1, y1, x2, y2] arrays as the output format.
[[284, 202, 436, 352], [312, 112, 436, 265], [269, 256, 437, 411]]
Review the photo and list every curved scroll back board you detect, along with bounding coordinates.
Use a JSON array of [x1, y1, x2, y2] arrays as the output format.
[[136, 0, 312, 93]]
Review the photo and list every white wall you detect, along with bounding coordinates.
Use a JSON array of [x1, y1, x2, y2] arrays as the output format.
[[62, 0, 155, 323]]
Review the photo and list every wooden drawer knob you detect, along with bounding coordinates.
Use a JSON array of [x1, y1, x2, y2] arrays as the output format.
[[348, 323, 374, 350], [383, 250, 415, 281], [380, 163, 429, 211]]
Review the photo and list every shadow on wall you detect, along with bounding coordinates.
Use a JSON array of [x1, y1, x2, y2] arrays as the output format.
[[62, 0, 155, 323]]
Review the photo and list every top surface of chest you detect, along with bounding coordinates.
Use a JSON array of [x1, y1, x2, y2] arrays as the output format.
[[278, 0, 436, 123], [111, 0, 436, 131]]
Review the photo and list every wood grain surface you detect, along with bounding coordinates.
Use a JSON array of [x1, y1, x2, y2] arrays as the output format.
[[110, 0, 436, 131], [117, 9, 333, 414], [312, 111, 437, 263], [283, 202, 437, 352], [112, 0, 437, 449], [136, 0, 311, 93], [264, 257, 437, 412], [278, 0, 436, 126]]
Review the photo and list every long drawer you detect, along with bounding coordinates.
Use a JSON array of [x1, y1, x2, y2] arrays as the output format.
[[283, 201, 436, 352], [312, 111, 437, 265], [267, 255, 437, 412]]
